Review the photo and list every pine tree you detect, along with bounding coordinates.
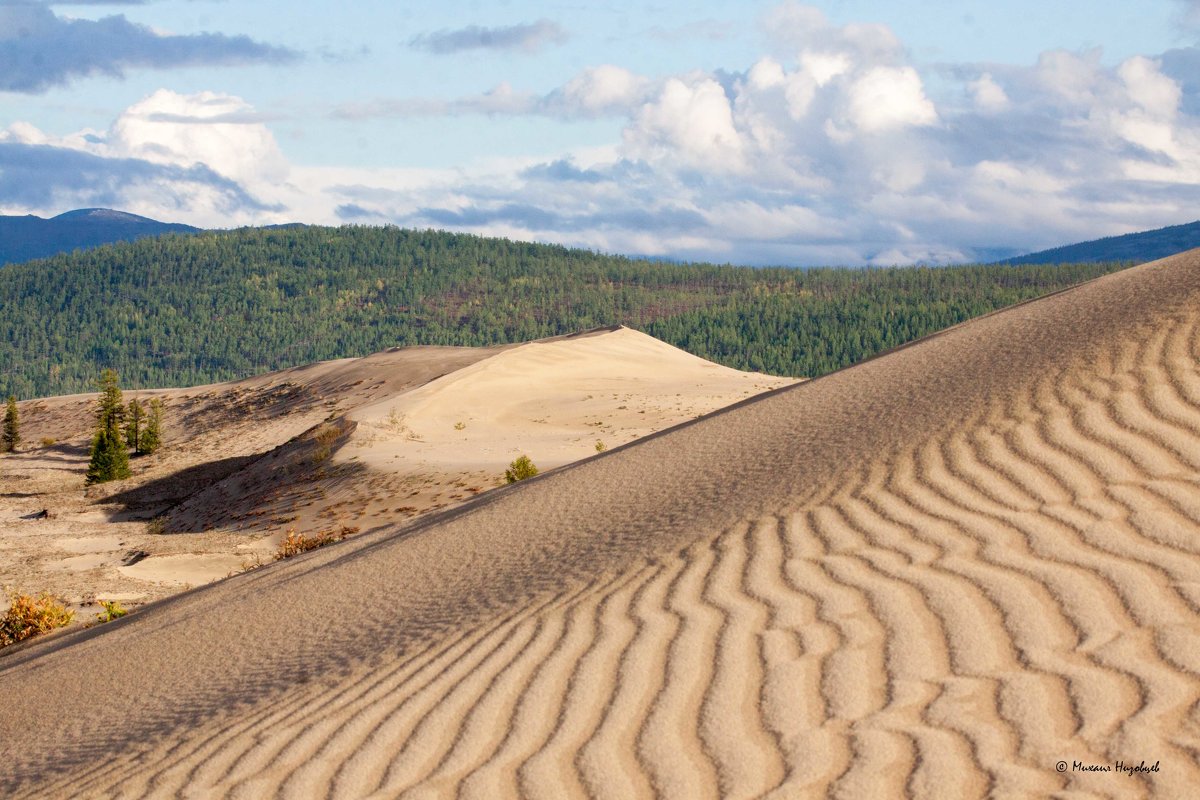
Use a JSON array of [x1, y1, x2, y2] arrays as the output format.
[[125, 398, 143, 452], [86, 371, 131, 483], [2, 396, 18, 453], [139, 397, 164, 455]]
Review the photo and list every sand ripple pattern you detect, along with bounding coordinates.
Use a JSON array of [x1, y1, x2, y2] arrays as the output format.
[[3, 253, 1200, 798]]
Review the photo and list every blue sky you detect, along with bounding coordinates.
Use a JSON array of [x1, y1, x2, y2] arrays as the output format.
[[2, 0, 1199, 264]]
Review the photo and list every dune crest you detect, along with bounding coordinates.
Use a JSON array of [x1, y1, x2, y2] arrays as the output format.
[[3, 252, 1200, 797]]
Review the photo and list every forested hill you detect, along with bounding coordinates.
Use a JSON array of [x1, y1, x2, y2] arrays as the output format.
[[0, 208, 199, 266], [0, 225, 1129, 399], [1005, 220, 1200, 265]]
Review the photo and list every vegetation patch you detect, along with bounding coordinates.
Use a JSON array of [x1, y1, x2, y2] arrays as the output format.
[[1, 591, 74, 648], [275, 525, 360, 560], [94, 600, 127, 623]]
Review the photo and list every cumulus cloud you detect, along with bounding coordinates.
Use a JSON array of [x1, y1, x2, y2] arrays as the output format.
[[845, 66, 938, 132], [623, 76, 746, 172], [108, 90, 290, 183], [0, 4, 296, 93], [410, 19, 567, 55], [0, 89, 288, 223]]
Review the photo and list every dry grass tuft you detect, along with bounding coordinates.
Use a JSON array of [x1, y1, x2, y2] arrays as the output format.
[[275, 525, 360, 560], [1, 591, 74, 648]]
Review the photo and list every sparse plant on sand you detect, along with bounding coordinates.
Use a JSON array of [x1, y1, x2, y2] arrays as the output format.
[[274, 525, 359, 560], [454, 421, 466, 431], [1, 591, 74, 648], [504, 455, 539, 484], [385, 407, 406, 433], [95, 600, 127, 623], [40, 437, 56, 448], [146, 516, 167, 535], [311, 422, 340, 464], [594, 440, 607, 452]]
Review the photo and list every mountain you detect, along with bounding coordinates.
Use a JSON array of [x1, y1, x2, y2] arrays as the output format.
[[1005, 218, 1200, 264], [0, 208, 199, 266]]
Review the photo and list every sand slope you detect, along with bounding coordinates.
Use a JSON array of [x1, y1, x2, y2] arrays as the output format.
[[3, 252, 1200, 798]]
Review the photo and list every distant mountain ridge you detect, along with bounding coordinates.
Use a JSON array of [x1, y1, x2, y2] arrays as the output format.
[[1004, 219, 1200, 265], [0, 208, 199, 266]]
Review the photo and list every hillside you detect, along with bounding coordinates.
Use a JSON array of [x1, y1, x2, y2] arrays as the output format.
[[1005, 218, 1200, 265], [0, 208, 199, 266], [2, 248, 1198, 798], [0, 224, 1128, 399]]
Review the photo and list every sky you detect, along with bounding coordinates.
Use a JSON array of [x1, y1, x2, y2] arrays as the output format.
[[2, 1, 1199, 265]]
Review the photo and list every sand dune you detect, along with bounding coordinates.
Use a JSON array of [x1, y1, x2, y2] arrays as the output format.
[[3, 252, 1200, 798], [0, 328, 790, 625]]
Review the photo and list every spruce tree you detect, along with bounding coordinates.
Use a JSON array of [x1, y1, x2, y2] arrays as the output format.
[[2, 396, 18, 453], [86, 371, 131, 483], [140, 397, 164, 455], [125, 398, 143, 452]]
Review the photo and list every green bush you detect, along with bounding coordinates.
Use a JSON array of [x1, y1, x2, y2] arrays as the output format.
[[504, 455, 539, 484], [95, 600, 127, 623]]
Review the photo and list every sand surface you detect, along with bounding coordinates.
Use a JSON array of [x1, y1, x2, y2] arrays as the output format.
[[3, 252, 1200, 798], [0, 328, 790, 624]]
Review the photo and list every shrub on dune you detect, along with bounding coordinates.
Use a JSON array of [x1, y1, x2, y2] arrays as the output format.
[[0, 591, 74, 648], [504, 455, 539, 484]]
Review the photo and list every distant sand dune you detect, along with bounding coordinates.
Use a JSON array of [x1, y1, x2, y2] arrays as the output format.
[[3, 253, 1200, 797]]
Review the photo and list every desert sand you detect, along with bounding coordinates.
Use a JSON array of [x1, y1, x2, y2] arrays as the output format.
[[3, 251, 1200, 798], [0, 328, 791, 625]]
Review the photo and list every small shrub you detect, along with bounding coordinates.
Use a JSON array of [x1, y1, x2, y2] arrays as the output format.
[[594, 440, 607, 452], [504, 455, 539, 484], [275, 525, 358, 560], [146, 516, 167, 535], [95, 600, 127, 623], [1, 591, 74, 647], [314, 423, 340, 446], [40, 437, 56, 448], [454, 421, 466, 431], [310, 422, 341, 464]]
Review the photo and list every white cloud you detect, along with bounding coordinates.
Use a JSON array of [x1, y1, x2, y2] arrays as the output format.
[[623, 76, 745, 172], [968, 73, 1009, 112], [554, 65, 650, 117], [109, 90, 289, 184], [846, 66, 938, 132], [1118, 56, 1180, 117]]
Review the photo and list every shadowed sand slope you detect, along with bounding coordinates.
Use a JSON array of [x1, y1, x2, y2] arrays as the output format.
[[3, 252, 1200, 797]]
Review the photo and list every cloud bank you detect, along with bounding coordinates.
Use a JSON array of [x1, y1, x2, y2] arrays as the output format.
[[0, 4, 297, 93], [4, 3, 1200, 266]]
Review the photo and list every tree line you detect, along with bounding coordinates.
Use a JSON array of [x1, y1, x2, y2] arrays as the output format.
[[0, 225, 1132, 399]]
